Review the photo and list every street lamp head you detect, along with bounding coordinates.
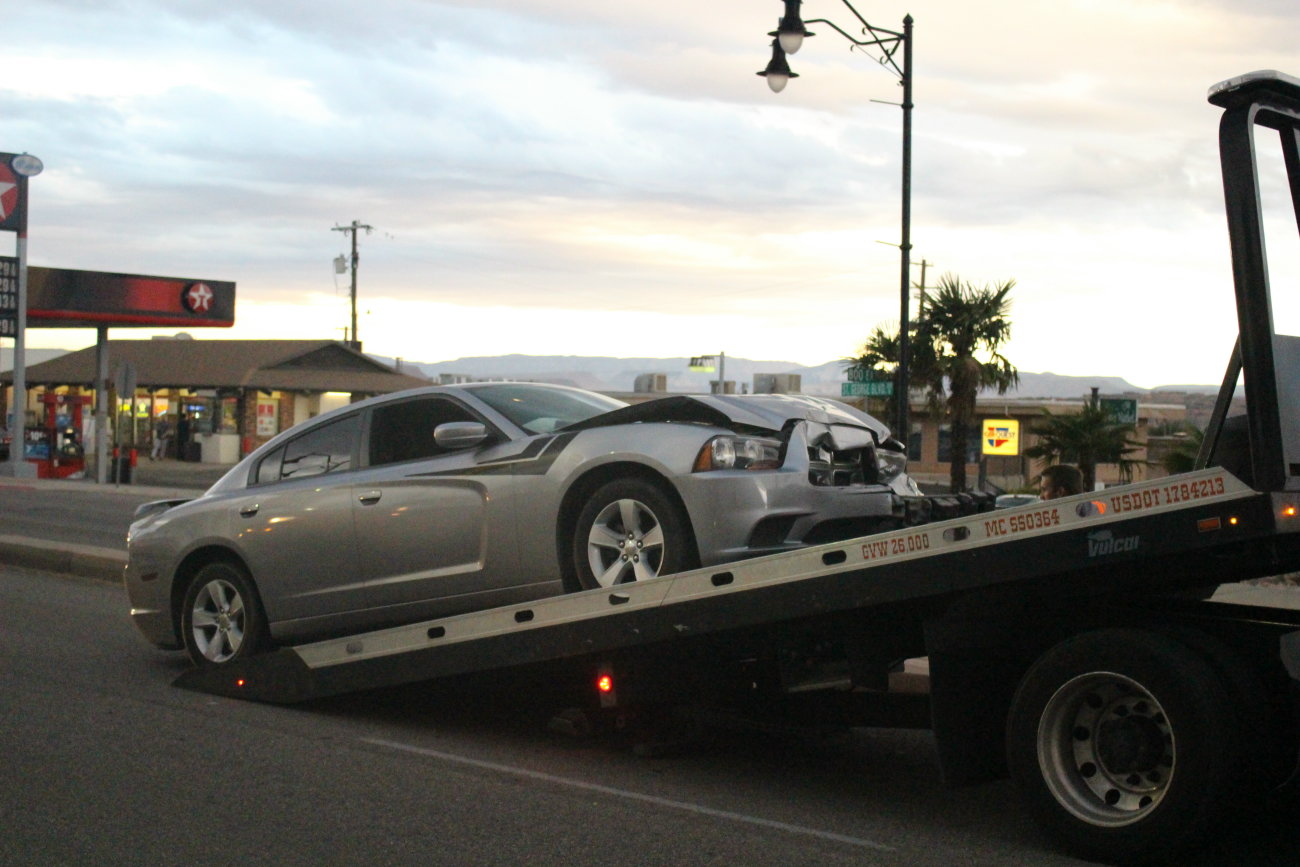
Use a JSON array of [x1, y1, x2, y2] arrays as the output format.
[[757, 39, 798, 93], [770, 0, 813, 55], [10, 154, 43, 177]]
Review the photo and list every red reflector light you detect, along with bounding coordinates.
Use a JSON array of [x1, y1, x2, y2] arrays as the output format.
[[1197, 517, 1222, 533], [597, 674, 614, 693]]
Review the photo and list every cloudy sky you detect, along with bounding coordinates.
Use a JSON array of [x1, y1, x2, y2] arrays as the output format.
[[6, 0, 1300, 386]]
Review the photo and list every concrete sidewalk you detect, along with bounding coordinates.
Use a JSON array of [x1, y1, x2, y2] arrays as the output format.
[[91, 456, 236, 492]]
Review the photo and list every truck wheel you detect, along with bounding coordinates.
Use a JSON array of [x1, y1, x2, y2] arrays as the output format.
[[1006, 629, 1237, 862], [180, 562, 266, 667], [574, 479, 693, 589]]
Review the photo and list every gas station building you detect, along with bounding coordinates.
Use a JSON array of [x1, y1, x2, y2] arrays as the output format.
[[2, 338, 430, 473], [1, 262, 427, 478]]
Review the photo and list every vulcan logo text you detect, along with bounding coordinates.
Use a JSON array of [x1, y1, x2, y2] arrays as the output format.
[[1087, 530, 1140, 557]]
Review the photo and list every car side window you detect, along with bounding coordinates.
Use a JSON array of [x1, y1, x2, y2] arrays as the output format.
[[368, 396, 481, 467], [255, 413, 360, 484]]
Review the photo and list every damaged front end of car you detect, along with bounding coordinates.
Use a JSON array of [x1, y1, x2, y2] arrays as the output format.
[[565, 392, 990, 557]]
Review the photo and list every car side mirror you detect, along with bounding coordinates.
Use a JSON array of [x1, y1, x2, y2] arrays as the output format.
[[434, 421, 489, 450]]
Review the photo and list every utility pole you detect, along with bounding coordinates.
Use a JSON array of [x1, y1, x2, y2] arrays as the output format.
[[331, 220, 372, 350], [915, 257, 931, 314]]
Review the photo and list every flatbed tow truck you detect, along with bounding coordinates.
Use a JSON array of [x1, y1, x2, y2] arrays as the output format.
[[176, 71, 1300, 861]]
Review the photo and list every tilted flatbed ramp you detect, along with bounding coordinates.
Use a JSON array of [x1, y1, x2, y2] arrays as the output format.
[[176, 467, 1295, 702]]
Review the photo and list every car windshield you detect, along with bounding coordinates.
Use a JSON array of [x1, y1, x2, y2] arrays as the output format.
[[465, 384, 627, 434]]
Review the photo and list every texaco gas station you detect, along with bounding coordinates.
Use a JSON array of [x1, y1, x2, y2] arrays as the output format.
[[1, 152, 429, 483]]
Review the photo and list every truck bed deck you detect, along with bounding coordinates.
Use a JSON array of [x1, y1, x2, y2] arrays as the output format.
[[177, 467, 1299, 702]]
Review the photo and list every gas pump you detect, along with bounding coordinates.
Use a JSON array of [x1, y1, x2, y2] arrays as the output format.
[[29, 392, 92, 479]]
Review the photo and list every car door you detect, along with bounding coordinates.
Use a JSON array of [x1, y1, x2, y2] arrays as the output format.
[[350, 394, 524, 621], [230, 412, 364, 623]]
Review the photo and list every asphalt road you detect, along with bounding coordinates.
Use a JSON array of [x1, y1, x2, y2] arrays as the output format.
[[0, 460, 220, 552], [3, 564, 1084, 866], [4, 479, 1300, 865], [0, 483, 158, 549], [6, 565, 1300, 865]]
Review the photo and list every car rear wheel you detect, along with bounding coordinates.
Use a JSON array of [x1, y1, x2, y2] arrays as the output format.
[[180, 562, 265, 666], [574, 479, 693, 589]]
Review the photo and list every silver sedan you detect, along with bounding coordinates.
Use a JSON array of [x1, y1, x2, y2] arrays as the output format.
[[126, 382, 923, 666]]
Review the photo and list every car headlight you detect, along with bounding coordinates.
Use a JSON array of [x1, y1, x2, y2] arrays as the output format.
[[875, 446, 921, 494], [875, 447, 907, 483], [693, 435, 783, 472]]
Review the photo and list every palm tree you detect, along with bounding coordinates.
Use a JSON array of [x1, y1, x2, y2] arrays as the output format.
[[1024, 401, 1141, 491], [1158, 424, 1205, 475], [913, 274, 1019, 492]]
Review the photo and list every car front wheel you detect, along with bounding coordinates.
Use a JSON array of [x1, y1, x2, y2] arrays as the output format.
[[180, 562, 266, 666], [574, 479, 693, 590]]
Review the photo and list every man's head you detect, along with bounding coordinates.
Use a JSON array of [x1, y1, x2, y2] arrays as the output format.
[[1039, 464, 1084, 500]]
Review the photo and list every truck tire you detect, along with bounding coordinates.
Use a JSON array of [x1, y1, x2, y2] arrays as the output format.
[[1006, 628, 1237, 862], [1156, 625, 1292, 795]]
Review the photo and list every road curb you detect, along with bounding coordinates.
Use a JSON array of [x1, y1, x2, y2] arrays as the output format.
[[0, 535, 125, 583]]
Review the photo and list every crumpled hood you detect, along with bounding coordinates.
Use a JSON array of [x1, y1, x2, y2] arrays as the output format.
[[564, 393, 893, 441]]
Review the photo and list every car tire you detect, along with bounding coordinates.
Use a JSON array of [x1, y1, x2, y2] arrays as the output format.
[[180, 561, 266, 667], [573, 479, 694, 589], [1005, 628, 1238, 862]]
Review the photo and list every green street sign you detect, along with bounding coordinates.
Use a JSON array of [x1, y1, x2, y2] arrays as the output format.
[[845, 367, 890, 383], [1100, 397, 1138, 426], [842, 381, 893, 397], [688, 355, 716, 372]]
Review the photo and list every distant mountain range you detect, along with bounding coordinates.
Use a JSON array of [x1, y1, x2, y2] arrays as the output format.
[[5, 347, 1218, 402], [379, 353, 1220, 400]]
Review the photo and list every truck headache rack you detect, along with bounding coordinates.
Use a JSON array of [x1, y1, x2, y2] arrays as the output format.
[[1205, 70, 1300, 493]]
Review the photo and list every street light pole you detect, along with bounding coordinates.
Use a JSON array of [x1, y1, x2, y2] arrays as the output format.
[[897, 13, 912, 441], [759, 1, 913, 439]]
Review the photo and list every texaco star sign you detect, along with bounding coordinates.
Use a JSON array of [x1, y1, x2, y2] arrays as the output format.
[[0, 166, 18, 221], [183, 282, 214, 313]]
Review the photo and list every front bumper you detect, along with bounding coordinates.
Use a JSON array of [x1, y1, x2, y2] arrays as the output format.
[[678, 471, 995, 567], [677, 467, 896, 565]]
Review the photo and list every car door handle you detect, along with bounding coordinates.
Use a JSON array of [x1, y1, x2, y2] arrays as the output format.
[[358, 490, 382, 505], [239, 504, 260, 518]]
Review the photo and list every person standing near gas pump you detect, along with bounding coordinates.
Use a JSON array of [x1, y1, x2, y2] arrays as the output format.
[[150, 415, 172, 461]]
